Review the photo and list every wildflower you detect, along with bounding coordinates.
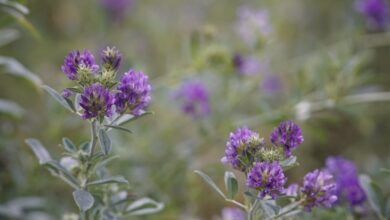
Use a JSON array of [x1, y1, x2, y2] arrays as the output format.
[[174, 81, 210, 119], [270, 121, 304, 158], [233, 54, 262, 76], [246, 161, 287, 198], [61, 50, 99, 81], [221, 207, 245, 220], [260, 74, 282, 95], [101, 46, 122, 71], [79, 83, 114, 120], [301, 169, 338, 211], [115, 70, 151, 115], [356, 0, 389, 31]]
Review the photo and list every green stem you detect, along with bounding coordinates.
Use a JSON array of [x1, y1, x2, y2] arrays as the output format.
[[89, 120, 97, 157]]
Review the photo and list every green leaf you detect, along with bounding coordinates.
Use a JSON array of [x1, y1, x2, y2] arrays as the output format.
[[79, 141, 91, 154], [75, 94, 82, 112], [25, 138, 51, 164], [98, 129, 112, 155], [224, 171, 238, 199], [279, 156, 298, 171], [87, 176, 129, 186], [104, 125, 132, 134], [115, 111, 154, 126], [94, 155, 120, 171], [0, 29, 19, 47], [0, 99, 25, 118], [73, 190, 94, 212], [43, 161, 79, 188], [359, 174, 385, 218], [42, 85, 74, 112], [66, 87, 82, 93], [0, 0, 29, 15], [0, 56, 41, 86], [62, 137, 77, 153], [126, 197, 164, 216], [260, 200, 280, 218], [380, 168, 390, 176], [194, 170, 226, 199]]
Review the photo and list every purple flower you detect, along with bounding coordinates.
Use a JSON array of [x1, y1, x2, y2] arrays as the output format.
[[284, 183, 299, 197], [101, 47, 122, 71], [221, 207, 245, 220], [357, 0, 389, 31], [236, 7, 271, 47], [174, 81, 210, 119], [233, 54, 262, 76], [61, 50, 99, 80], [101, 0, 133, 22], [221, 127, 262, 171], [261, 74, 282, 95], [270, 121, 304, 158], [326, 156, 366, 207], [247, 162, 287, 198], [62, 89, 72, 98], [115, 70, 151, 115], [301, 169, 338, 211], [79, 83, 114, 120]]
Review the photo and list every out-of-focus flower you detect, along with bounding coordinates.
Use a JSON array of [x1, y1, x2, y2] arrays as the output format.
[[356, 0, 389, 31], [221, 207, 245, 220], [174, 81, 210, 119], [260, 74, 282, 95], [284, 183, 299, 197], [326, 156, 366, 208], [233, 54, 263, 76], [62, 89, 72, 98], [79, 83, 114, 120], [221, 127, 263, 171], [301, 169, 338, 211], [101, 46, 122, 71], [270, 121, 304, 158], [247, 161, 287, 198], [294, 100, 311, 121], [115, 70, 152, 116], [236, 7, 271, 48], [61, 50, 99, 81], [101, 0, 133, 23]]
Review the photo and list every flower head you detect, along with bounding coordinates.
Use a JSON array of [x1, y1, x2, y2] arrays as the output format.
[[247, 162, 287, 198], [221, 127, 263, 171], [115, 70, 152, 115], [175, 81, 210, 119], [326, 156, 366, 207], [301, 169, 338, 211], [357, 0, 389, 31], [79, 83, 114, 120], [61, 50, 99, 80], [101, 46, 122, 71], [221, 207, 245, 220], [270, 121, 304, 158]]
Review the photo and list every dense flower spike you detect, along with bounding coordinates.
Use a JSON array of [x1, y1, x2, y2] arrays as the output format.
[[301, 169, 338, 211], [284, 183, 299, 197], [221, 127, 263, 171], [101, 46, 122, 71], [356, 0, 389, 31], [236, 7, 271, 47], [270, 121, 304, 158], [79, 83, 114, 120], [61, 50, 99, 80], [326, 156, 366, 208], [175, 81, 210, 119], [246, 162, 287, 198], [221, 207, 245, 220], [115, 70, 152, 115]]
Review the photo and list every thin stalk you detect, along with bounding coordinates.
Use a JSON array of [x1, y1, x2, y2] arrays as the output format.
[[89, 120, 97, 157], [265, 200, 304, 220]]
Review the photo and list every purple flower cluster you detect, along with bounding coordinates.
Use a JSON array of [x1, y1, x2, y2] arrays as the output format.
[[175, 81, 210, 119], [247, 162, 287, 198], [221, 207, 245, 220], [356, 0, 389, 31], [284, 183, 299, 197], [61, 50, 99, 80], [79, 84, 114, 120], [115, 70, 152, 115], [236, 7, 271, 47], [101, 47, 122, 71], [221, 127, 261, 171], [301, 169, 338, 211], [270, 121, 304, 158], [326, 156, 366, 208]]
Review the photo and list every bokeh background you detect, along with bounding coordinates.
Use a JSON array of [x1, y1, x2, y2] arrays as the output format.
[[1, 0, 390, 219]]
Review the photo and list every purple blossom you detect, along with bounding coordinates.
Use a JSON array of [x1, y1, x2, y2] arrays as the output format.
[[236, 7, 271, 47], [62, 89, 72, 98], [101, 46, 122, 71], [270, 121, 304, 158], [301, 169, 338, 211], [79, 83, 114, 120], [174, 81, 210, 119], [326, 156, 366, 207], [247, 162, 287, 198], [261, 74, 282, 95], [115, 70, 151, 115], [221, 127, 262, 171], [356, 0, 389, 31], [101, 0, 133, 22], [61, 50, 99, 80], [233, 54, 263, 76], [221, 207, 245, 220], [284, 183, 299, 197]]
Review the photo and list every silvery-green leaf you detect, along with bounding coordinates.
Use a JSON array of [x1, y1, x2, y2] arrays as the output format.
[[0, 0, 29, 15], [101, 208, 117, 220], [59, 157, 79, 172], [42, 85, 74, 112], [260, 200, 280, 218], [115, 111, 154, 126], [280, 156, 298, 171], [25, 139, 51, 164], [62, 137, 77, 153], [75, 94, 82, 112], [43, 161, 79, 189], [104, 125, 132, 134], [194, 170, 226, 199], [380, 168, 390, 176], [0, 99, 25, 118], [94, 155, 119, 171], [79, 142, 90, 154], [87, 176, 128, 186], [0, 56, 41, 85], [126, 197, 164, 216], [98, 129, 112, 155], [72, 190, 94, 212], [224, 171, 238, 199], [359, 175, 385, 218], [0, 29, 19, 47]]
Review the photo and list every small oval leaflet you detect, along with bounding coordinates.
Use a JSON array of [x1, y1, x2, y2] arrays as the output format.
[[72, 190, 94, 212], [98, 129, 112, 155], [224, 171, 238, 199]]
